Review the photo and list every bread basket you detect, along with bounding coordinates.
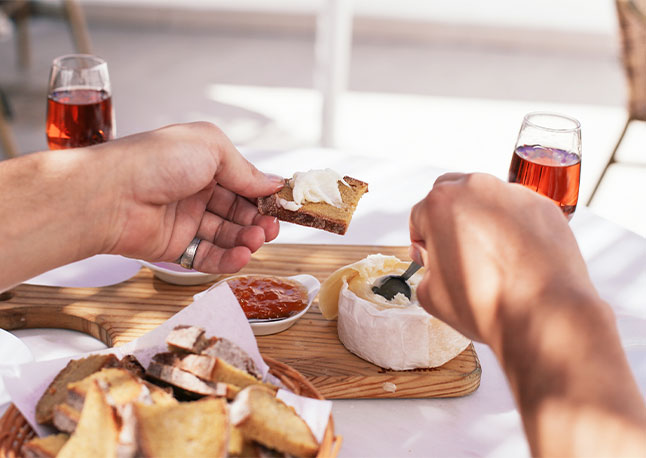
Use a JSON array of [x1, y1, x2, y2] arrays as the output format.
[[0, 356, 341, 458]]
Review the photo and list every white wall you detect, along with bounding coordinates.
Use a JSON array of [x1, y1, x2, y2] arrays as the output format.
[[72, 0, 618, 34]]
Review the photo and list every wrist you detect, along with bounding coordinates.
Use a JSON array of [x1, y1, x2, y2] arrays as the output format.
[[0, 150, 102, 289], [492, 284, 612, 361], [40, 147, 116, 258], [491, 285, 646, 457]]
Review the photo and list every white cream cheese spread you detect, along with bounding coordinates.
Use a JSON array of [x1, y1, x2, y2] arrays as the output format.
[[278, 197, 302, 211], [287, 168, 349, 209]]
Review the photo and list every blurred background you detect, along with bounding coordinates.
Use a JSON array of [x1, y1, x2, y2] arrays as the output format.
[[1, 0, 645, 236]]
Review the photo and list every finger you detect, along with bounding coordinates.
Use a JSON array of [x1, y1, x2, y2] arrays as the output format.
[[257, 214, 280, 242], [432, 172, 467, 188], [189, 123, 284, 198], [409, 198, 431, 246], [193, 242, 252, 274], [207, 185, 265, 225], [206, 184, 281, 242], [162, 187, 213, 257], [408, 241, 427, 266], [196, 212, 266, 252], [415, 270, 434, 313]]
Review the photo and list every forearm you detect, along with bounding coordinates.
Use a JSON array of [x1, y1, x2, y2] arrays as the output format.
[[495, 288, 646, 456], [0, 148, 116, 291]]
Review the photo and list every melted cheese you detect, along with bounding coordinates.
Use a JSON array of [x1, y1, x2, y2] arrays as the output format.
[[319, 254, 470, 370]]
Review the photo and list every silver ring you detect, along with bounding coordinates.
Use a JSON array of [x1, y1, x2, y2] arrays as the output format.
[[177, 237, 202, 270]]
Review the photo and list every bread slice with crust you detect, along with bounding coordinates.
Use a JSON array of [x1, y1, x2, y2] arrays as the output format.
[[165, 325, 209, 353], [258, 176, 368, 235], [177, 354, 274, 392], [52, 402, 80, 434], [56, 381, 120, 458], [22, 433, 69, 458], [230, 385, 319, 458], [146, 353, 240, 400], [35, 353, 119, 425], [166, 325, 262, 378], [133, 397, 229, 458], [53, 367, 177, 433], [200, 336, 262, 379]]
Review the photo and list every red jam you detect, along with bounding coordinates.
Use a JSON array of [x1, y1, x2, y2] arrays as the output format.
[[227, 276, 308, 320]]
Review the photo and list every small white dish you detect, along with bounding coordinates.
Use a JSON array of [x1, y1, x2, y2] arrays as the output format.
[[212, 274, 320, 336], [138, 261, 220, 286]]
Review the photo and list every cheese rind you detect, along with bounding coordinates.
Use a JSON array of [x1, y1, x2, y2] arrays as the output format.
[[318, 254, 407, 319], [323, 254, 470, 370]]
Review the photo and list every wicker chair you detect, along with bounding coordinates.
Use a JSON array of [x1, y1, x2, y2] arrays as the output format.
[[588, 0, 646, 204]]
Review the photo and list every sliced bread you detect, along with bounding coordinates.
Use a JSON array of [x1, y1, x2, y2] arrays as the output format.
[[165, 325, 208, 353], [56, 381, 120, 458], [146, 353, 239, 400], [133, 397, 229, 458], [230, 385, 319, 458], [22, 433, 69, 458], [258, 176, 368, 235], [52, 402, 80, 434], [200, 336, 262, 379], [35, 353, 119, 425], [177, 354, 271, 391], [166, 325, 262, 378]]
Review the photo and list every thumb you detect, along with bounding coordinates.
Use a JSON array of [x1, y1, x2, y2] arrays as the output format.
[[212, 134, 284, 198]]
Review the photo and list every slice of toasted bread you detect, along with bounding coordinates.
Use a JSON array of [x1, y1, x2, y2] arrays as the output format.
[[165, 325, 209, 353], [52, 402, 80, 434], [177, 354, 275, 393], [55, 367, 177, 434], [228, 424, 255, 456], [35, 353, 119, 425], [66, 367, 176, 410], [56, 381, 120, 458], [166, 325, 262, 378], [22, 433, 69, 458], [146, 354, 239, 399], [258, 176, 368, 235], [134, 397, 229, 458], [66, 368, 141, 410], [200, 336, 262, 379], [117, 354, 146, 378], [230, 385, 319, 458]]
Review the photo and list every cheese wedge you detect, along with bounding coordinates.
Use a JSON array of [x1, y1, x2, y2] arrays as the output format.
[[319, 254, 470, 370]]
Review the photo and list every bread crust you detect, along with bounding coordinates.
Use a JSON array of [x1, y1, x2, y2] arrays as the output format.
[[230, 385, 319, 457], [258, 176, 368, 235], [146, 354, 239, 399], [22, 434, 69, 458], [35, 354, 120, 425]]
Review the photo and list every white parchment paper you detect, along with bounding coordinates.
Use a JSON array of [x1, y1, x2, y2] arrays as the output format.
[[4, 282, 332, 442], [24, 255, 141, 288]]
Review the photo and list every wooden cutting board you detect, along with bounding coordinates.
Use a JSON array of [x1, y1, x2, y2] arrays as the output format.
[[0, 244, 481, 399]]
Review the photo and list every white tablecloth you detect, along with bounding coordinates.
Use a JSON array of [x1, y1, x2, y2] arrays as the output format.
[[2, 151, 645, 457]]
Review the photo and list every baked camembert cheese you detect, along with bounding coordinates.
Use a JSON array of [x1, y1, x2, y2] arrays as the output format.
[[319, 254, 470, 370]]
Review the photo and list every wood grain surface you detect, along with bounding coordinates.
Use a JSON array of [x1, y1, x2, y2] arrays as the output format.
[[0, 244, 481, 399]]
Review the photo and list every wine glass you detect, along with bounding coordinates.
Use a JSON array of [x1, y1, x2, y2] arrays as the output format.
[[508, 112, 582, 219], [46, 54, 115, 150]]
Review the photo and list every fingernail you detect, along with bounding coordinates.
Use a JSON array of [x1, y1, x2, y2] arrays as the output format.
[[409, 242, 425, 266], [264, 173, 285, 190]]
